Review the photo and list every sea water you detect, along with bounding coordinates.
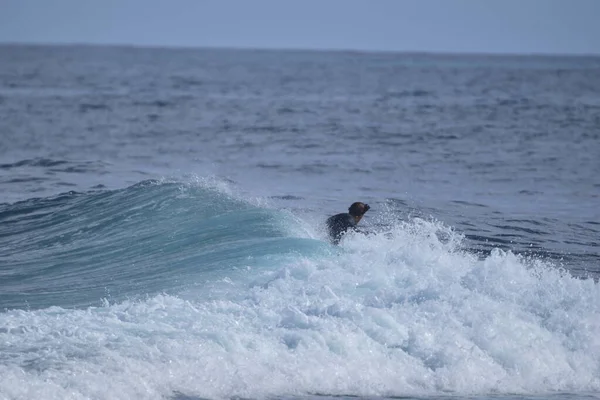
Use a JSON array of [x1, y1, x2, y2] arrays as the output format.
[[0, 45, 599, 400]]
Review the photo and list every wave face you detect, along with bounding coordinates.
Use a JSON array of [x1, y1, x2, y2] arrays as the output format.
[[1, 180, 599, 399], [0, 179, 323, 310]]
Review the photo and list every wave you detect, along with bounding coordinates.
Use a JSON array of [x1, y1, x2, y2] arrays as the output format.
[[0, 178, 324, 310], [0, 179, 599, 399]]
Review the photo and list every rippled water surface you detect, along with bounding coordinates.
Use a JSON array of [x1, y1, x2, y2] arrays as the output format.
[[0, 44, 599, 399]]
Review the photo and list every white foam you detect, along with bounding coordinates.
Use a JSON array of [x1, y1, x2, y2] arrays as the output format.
[[1, 219, 599, 399]]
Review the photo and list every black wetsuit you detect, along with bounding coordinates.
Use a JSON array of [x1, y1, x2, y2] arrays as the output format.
[[326, 213, 358, 244]]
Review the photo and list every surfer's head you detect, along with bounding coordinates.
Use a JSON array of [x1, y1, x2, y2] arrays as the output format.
[[349, 202, 370, 223]]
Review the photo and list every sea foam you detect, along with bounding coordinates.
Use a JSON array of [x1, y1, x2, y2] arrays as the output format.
[[1, 215, 599, 399]]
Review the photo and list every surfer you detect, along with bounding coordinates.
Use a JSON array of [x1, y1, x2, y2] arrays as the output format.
[[326, 202, 370, 245]]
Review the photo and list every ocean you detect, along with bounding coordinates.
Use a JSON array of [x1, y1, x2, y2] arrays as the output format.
[[0, 44, 599, 400]]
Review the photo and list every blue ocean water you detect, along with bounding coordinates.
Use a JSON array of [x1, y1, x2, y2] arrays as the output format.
[[0, 44, 599, 400]]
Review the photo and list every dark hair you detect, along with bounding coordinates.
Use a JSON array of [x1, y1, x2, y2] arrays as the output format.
[[349, 202, 370, 217]]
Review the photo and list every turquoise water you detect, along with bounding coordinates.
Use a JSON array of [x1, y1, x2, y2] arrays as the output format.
[[0, 180, 326, 310]]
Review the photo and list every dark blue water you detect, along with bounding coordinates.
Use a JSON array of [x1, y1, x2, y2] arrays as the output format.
[[0, 44, 599, 400]]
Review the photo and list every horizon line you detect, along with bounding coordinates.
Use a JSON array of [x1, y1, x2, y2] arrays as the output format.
[[1, 40, 600, 59]]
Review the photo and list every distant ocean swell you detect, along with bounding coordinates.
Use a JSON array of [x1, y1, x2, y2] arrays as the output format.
[[0, 178, 599, 399]]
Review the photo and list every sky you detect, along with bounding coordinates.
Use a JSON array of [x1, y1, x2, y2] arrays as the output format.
[[0, 0, 599, 55]]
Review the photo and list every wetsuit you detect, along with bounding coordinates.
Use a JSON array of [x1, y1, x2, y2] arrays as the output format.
[[326, 213, 358, 245]]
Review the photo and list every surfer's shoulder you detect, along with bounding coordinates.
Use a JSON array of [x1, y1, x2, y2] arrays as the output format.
[[326, 213, 354, 226]]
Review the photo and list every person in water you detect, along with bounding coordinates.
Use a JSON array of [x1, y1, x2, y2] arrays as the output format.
[[326, 202, 370, 244]]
